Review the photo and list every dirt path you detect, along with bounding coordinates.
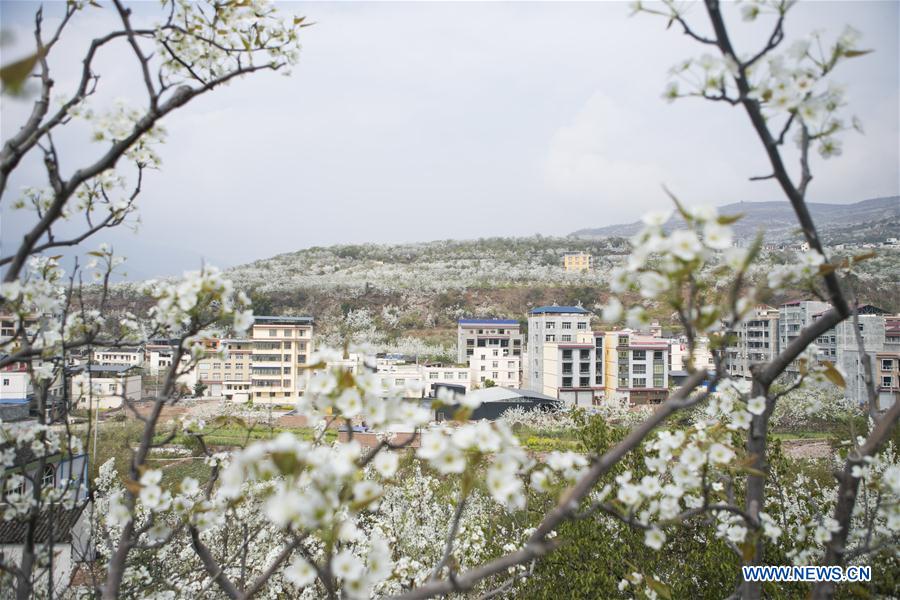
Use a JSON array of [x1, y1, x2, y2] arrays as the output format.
[[781, 439, 832, 459]]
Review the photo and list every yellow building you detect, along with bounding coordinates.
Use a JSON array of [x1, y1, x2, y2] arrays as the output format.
[[250, 316, 314, 403], [563, 252, 593, 272]]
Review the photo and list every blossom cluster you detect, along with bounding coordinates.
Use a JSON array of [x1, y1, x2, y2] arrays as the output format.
[[153, 0, 304, 85]]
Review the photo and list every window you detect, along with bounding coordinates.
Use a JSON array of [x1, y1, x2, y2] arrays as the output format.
[[395, 378, 405, 385], [618, 335, 628, 346], [562, 350, 572, 360], [562, 377, 572, 387], [653, 376, 665, 388], [633, 364, 646, 374], [883, 376, 894, 388], [579, 377, 590, 387], [883, 359, 894, 371], [458, 373, 467, 379], [492, 349, 499, 357], [546, 335, 556, 342], [2, 378, 8, 386], [42, 464, 55, 488], [444, 372, 454, 378], [268, 329, 276, 337], [492, 361, 498, 368], [577, 322, 587, 330], [580, 349, 591, 360], [466, 339, 474, 346], [632, 350, 646, 360], [562, 322, 572, 330], [546, 322, 556, 329], [654, 351, 664, 360], [633, 378, 647, 388], [283, 341, 291, 348], [561, 335, 572, 342], [492, 372, 499, 379]]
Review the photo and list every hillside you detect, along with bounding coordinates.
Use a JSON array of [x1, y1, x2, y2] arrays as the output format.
[[570, 196, 900, 243]]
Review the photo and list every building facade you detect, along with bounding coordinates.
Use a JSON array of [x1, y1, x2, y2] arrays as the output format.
[[603, 330, 669, 405], [456, 319, 523, 364], [250, 316, 314, 403], [725, 305, 780, 379], [468, 347, 520, 389], [541, 338, 601, 406], [69, 364, 142, 409], [526, 306, 592, 392], [563, 252, 593, 272]]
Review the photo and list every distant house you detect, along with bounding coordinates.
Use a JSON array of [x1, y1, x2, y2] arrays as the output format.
[[69, 364, 142, 409], [563, 252, 593, 272], [434, 386, 561, 421], [456, 319, 523, 364]]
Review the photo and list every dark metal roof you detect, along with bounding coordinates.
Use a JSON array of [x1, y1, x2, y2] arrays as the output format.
[[0, 503, 86, 544]]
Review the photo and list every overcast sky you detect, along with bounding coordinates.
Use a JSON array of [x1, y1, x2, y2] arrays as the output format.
[[1, 1, 898, 280]]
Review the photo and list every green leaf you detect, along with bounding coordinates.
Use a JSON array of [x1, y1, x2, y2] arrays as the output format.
[[821, 361, 846, 389], [662, 186, 692, 222], [646, 576, 673, 600], [717, 213, 744, 225], [0, 51, 40, 95]]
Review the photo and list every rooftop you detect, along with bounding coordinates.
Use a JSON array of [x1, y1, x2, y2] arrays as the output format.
[[463, 386, 559, 404], [458, 319, 519, 325], [253, 315, 314, 325], [529, 306, 589, 315]]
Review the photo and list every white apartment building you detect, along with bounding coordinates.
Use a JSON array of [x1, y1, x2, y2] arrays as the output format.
[[603, 330, 669, 405], [422, 364, 471, 395], [376, 361, 425, 397], [456, 319, 523, 364], [541, 337, 601, 407], [526, 306, 592, 392], [669, 336, 715, 374], [250, 316, 314, 403], [91, 347, 143, 368], [725, 305, 780, 379], [469, 347, 520, 389]]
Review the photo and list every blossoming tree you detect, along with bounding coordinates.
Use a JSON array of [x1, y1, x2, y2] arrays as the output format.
[[0, 1, 896, 599]]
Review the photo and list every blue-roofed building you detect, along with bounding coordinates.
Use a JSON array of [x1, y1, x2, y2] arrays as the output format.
[[526, 305, 594, 392], [457, 318, 523, 365]]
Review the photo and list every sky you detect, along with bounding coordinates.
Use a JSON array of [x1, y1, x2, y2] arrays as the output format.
[[1, 1, 898, 280]]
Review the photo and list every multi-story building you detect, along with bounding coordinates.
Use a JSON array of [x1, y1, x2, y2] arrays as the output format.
[[250, 316, 314, 403], [563, 252, 593, 272], [144, 339, 182, 375], [91, 347, 143, 368], [876, 350, 899, 410], [541, 335, 601, 406], [724, 305, 780, 379], [822, 307, 893, 409], [469, 347, 520, 389], [422, 364, 471, 395], [670, 336, 715, 375], [778, 300, 830, 359], [376, 361, 425, 396], [194, 338, 253, 400], [603, 330, 669, 405], [526, 306, 592, 392], [456, 319, 523, 364]]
